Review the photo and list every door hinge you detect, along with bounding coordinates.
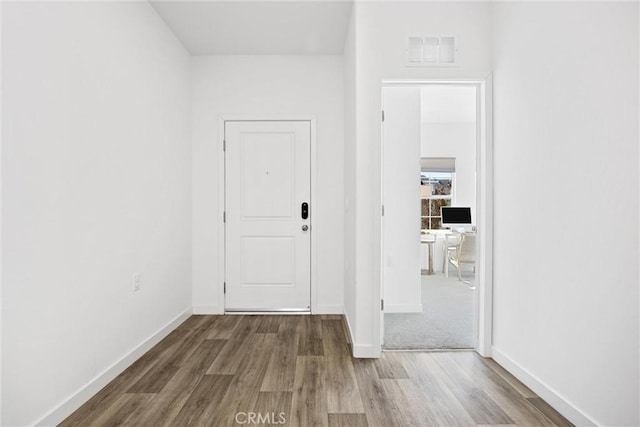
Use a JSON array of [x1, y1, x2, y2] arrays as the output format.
[[223, 211, 226, 223], [224, 282, 226, 294], [223, 139, 226, 151], [381, 299, 384, 311], [381, 110, 385, 122], [381, 205, 385, 216]]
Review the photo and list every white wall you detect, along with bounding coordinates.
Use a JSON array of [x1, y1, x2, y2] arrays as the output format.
[[191, 55, 344, 314], [343, 8, 357, 336], [348, 1, 492, 356], [382, 87, 422, 313], [421, 86, 477, 222], [491, 2, 639, 425], [1, 2, 191, 425], [421, 122, 475, 213]]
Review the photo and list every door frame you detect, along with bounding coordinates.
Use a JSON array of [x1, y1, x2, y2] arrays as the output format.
[[377, 78, 494, 357], [218, 116, 318, 314]]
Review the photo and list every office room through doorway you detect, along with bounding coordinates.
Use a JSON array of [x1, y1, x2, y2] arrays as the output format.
[[381, 83, 483, 350]]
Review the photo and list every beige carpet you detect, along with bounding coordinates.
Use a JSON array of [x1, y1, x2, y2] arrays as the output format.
[[383, 271, 475, 350]]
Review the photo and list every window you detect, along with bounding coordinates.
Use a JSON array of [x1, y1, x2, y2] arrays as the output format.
[[420, 170, 454, 230]]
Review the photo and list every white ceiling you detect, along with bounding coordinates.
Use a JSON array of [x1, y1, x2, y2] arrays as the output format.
[[150, 1, 354, 55]]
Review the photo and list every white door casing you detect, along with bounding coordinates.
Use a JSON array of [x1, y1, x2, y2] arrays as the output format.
[[376, 79, 492, 357], [225, 120, 311, 312]]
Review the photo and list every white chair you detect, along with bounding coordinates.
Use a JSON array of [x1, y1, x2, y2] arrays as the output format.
[[447, 232, 476, 282], [442, 233, 461, 276]]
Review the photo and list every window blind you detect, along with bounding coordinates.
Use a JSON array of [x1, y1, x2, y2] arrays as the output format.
[[420, 157, 455, 172]]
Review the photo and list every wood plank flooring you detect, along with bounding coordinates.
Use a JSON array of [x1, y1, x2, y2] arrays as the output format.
[[61, 315, 572, 427]]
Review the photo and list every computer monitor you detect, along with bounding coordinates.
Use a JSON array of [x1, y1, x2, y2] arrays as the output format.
[[441, 206, 473, 231]]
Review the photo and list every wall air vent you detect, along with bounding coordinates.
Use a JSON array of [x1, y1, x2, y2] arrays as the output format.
[[407, 36, 456, 67]]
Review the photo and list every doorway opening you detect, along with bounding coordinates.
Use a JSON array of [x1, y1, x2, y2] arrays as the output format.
[[380, 81, 492, 352]]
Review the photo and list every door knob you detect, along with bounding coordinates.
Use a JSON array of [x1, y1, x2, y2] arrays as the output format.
[[302, 225, 309, 231]]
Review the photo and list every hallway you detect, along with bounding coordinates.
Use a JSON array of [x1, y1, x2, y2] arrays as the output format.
[[63, 315, 571, 426]]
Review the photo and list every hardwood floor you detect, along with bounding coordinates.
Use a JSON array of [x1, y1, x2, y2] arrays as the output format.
[[61, 315, 572, 426]]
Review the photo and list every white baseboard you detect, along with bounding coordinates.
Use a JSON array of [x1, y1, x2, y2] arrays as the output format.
[[194, 305, 342, 315], [352, 343, 377, 358], [35, 308, 192, 426], [343, 311, 356, 356], [343, 311, 378, 358], [192, 305, 222, 315], [315, 304, 344, 314], [491, 346, 598, 427], [342, 312, 354, 345], [385, 303, 422, 314]]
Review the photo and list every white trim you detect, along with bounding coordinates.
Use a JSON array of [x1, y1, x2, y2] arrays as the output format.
[[224, 311, 309, 316], [343, 311, 355, 345], [352, 344, 376, 358], [381, 79, 487, 86], [476, 76, 494, 357], [379, 90, 386, 349], [34, 309, 192, 426], [492, 347, 598, 427], [219, 116, 318, 314], [193, 305, 221, 315], [344, 303, 376, 358], [217, 117, 226, 322], [377, 78, 494, 357], [310, 119, 318, 314], [385, 304, 423, 314], [315, 304, 344, 315]]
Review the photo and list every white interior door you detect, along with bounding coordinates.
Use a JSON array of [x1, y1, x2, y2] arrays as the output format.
[[382, 87, 422, 314], [225, 121, 311, 312]]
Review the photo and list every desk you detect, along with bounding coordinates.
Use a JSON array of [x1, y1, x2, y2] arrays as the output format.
[[420, 234, 436, 275]]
